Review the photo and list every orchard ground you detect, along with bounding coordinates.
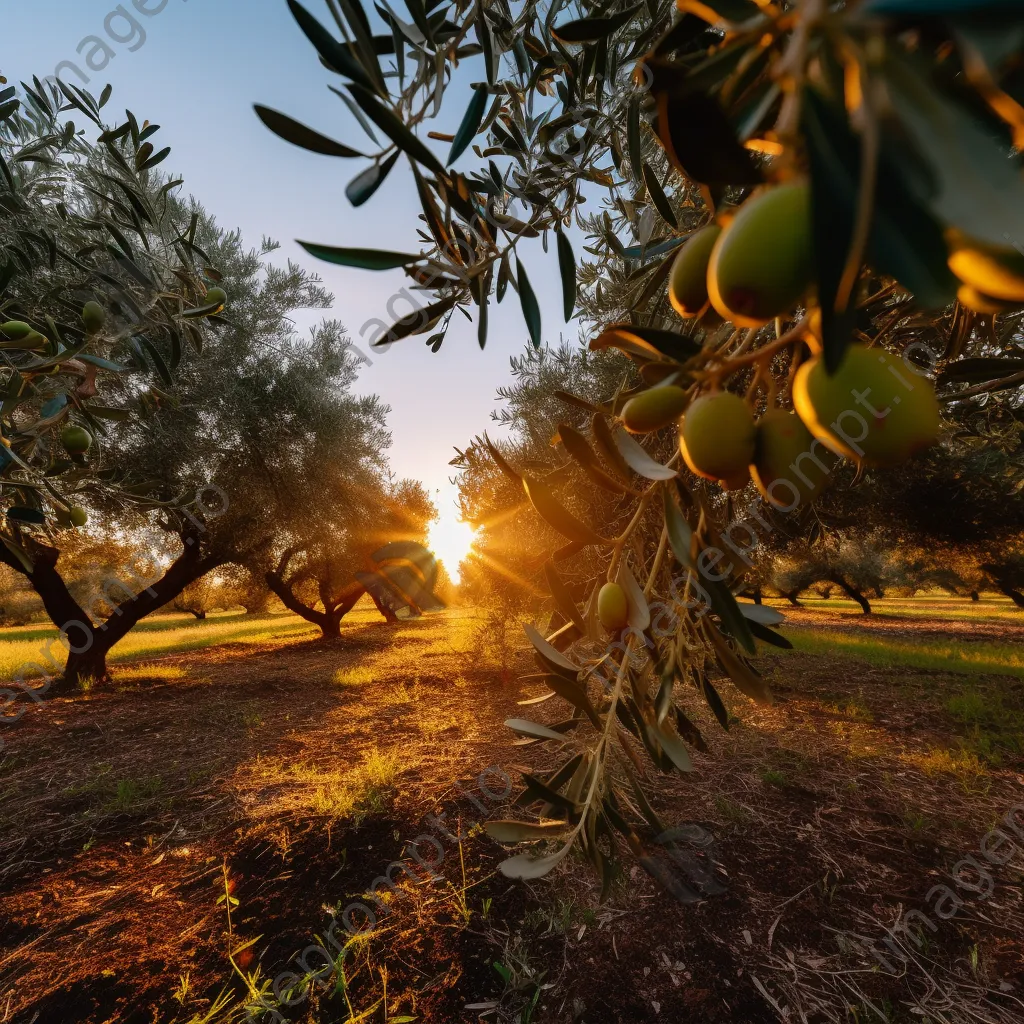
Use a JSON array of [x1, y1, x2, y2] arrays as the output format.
[[0, 599, 1022, 1023]]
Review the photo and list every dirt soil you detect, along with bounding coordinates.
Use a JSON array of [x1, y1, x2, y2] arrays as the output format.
[[1, 607, 1023, 1024]]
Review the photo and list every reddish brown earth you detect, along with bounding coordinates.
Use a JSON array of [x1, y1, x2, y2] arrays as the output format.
[[0, 607, 1022, 1023]]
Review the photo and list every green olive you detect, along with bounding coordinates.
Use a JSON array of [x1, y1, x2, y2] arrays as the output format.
[[707, 183, 813, 327], [597, 582, 629, 631], [82, 300, 106, 334], [793, 344, 940, 468], [668, 225, 721, 318], [61, 425, 93, 455], [621, 386, 689, 434], [679, 392, 756, 483]]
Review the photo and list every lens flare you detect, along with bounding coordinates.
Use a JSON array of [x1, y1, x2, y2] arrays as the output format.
[[426, 513, 477, 584]]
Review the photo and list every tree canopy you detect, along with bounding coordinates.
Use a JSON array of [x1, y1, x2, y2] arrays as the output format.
[[0, 79, 434, 691], [262, 0, 1024, 893]]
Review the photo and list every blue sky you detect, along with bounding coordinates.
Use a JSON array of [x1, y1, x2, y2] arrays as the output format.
[[6, 0, 580, 517]]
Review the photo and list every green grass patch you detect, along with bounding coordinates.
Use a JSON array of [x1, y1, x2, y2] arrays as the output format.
[[767, 623, 1024, 763], [770, 626, 1024, 679], [943, 685, 1024, 763], [713, 795, 752, 824], [104, 776, 164, 814], [308, 747, 401, 822], [778, 595, 1021, 623], [0, 610, 337, 680]]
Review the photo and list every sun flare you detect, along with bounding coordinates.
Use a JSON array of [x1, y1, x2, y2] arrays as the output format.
[[427, 513, 477, 584]]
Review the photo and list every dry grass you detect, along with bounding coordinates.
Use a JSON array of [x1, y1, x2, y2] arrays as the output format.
[[333, 665, 376, 687], [113, 663, 189, 684], [308, 747, 403, 820]]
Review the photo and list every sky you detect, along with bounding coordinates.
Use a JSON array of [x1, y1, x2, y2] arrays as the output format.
[[5, 0, 582, 539]]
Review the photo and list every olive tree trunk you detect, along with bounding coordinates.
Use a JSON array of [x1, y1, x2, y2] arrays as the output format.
[[829, 574, 872, 615], [0, 530, 223, 695], [264, 571, 366, 638]]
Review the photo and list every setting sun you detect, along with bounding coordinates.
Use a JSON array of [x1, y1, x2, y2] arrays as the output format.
[[427, 513, 477, 584]]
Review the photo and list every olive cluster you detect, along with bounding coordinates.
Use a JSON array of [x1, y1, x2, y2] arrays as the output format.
[[666, 181, 1024, 325], [616, 182, 947, 512]]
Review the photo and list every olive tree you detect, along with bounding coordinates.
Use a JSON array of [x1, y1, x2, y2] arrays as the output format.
[[0, 80, 229, 690], [2, 78, 402, 690], [263, 0, 1024, 893], [264, 477, 438, 637]]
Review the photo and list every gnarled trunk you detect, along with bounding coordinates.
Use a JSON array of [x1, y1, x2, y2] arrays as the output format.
[[368, 589, 399, 623], [23, 546, 94, 697], [62, 646, 113, 692], [62, 532, 223, 690], [980, 564, 1024, 609], [780, 589, 803, 607], [264, 568, 365, 638], [829, 574, 872, 615], [1, 528, 222, 695], [996, 582, 1024, 608]]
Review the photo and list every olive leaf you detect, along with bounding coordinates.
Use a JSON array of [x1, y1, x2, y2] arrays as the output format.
[[346, 151, 400, 207], [449, 85, 489, 165], [738, 602, 785, 625], [802, 88, 957, 370], [612, 427, 677, 481], [552, 4, 643, 44], [287, 0, 374, 88], [627, 96, 643, 185], [505, 718, 575, 742], [663, 489, 695, 566], [498, 845, 572, 879], [371, 295, 457, 345], [591, 413, 634, 483], [517, 258, 542, 348], [482, 433, 522, 484], [939, 357, 1024, 384], [544, 560, 587, 633], [651, 70, 762, 186], [881, 49, 1024, 248], [556, 229, 576, 322], [522, 476, 611, 545], [295, 243, 421, 269], [6, 506, 46, 524], [486, 820, 572, 843], [746, 619, 793, 649], [347, 83, 446, 176], [705, 621, 770, 702], [524, 622, 580, 676], [616, 559, 651, 631], [653, 722, 693, 772], [558, 424, 630, 494], [591, 324, 701, 362], [254, 105, 365, 158], [642, 163, 678, 228]]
